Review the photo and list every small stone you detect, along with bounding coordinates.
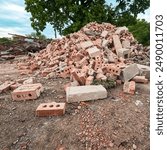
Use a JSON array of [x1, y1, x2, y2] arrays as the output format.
[[77, 106, 81, 109], [133, 144, 137, 149]]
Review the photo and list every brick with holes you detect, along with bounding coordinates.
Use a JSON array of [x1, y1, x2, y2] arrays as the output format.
[[36, 102, 66, 117], [11, 83, 44, 101]]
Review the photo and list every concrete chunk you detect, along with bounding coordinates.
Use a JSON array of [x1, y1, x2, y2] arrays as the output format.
[[66, 85, 107, 103], [121, 64, 139, 82], [115, 26, 128, 34], [122, 40, 130, 48], [112, 35, 122, 55], [117, 48, 130, 58], [137, 64, 150, 79]]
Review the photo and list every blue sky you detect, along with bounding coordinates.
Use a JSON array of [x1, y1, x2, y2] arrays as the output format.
[[0, 0, 149, 38]]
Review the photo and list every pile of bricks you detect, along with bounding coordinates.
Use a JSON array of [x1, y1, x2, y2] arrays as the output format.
[[17, 22, 150, 94]]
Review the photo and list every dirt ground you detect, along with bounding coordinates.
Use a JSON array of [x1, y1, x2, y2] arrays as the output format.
[[0, 57, 150, 150]]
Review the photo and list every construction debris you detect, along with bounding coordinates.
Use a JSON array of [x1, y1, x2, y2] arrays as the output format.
[[0, 35, 49, 61], [121, 63, 139, 82], [36, 102, 66, 117], [0, 81, 15, 93], [66, 85, 107, 103], [11, 83, 44, 101], [17, 22, 149, 91]]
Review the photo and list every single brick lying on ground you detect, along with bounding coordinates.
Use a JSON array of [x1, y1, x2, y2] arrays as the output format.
[[123, 81, 136, 95], [36, 102, 66, 117], [11, 83, 44, 101], [66, 85, 107, 103]]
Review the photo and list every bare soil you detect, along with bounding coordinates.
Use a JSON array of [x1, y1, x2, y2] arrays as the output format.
[[0, 57, 149, 150]]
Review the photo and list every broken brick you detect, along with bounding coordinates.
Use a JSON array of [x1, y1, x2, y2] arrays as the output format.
[[0, 81, 15, 93], [123, 81, 135, 94]]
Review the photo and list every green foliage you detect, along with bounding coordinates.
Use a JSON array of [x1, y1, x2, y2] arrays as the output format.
[[128, 19, 150, 46], [0, 37, 14, 45], [26, 32, 47, 40], [92, 78, 116, 89], [25, 0, 150, 36]]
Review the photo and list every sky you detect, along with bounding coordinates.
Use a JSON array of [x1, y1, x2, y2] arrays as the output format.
[[0, 0, 150, 38]]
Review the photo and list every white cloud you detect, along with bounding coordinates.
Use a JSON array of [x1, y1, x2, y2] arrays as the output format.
[[0, 27, 24, 37], [0, 1, 30, 21]]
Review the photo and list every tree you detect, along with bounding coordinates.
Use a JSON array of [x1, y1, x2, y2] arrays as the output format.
[[26, 32, 47, 40], [128, 19, 150, 46], [25, 0, 149, 36]]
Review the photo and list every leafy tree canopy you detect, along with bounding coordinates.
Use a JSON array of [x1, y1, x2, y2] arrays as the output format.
[[26, 32, 47, 40], [128, 19, 150, 46], [25, 0, 149, 36]]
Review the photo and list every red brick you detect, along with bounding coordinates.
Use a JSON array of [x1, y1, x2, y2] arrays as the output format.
[[80, 41, 94, 49], [36, 102, 66, 117], [19, 69, 32, 75], [71, 70, 84, 85], [132, 76, 148, 84], [123, 81, 135, 95], [0, 81, 15, 93], [85, 76, 94, 85], [11, 83, 44, 101], [10, 83, 22, 90], [101, 30, 108, 38]]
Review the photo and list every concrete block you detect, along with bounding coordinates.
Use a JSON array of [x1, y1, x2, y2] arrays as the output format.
[[11, 83, 44, 101], [123, 81, 135, 94], [66, 85, 107, 103], [102, 39, 109, 47], [87, 46, 101, 58], [137, 64, 150, 79], [122, 39, 130, 48], [36, 102, 66, 117], [112, 35, 122, 55], [121, 64, 139, 82], [115, 26, 128, 34], [117, 48, 130, 58]]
